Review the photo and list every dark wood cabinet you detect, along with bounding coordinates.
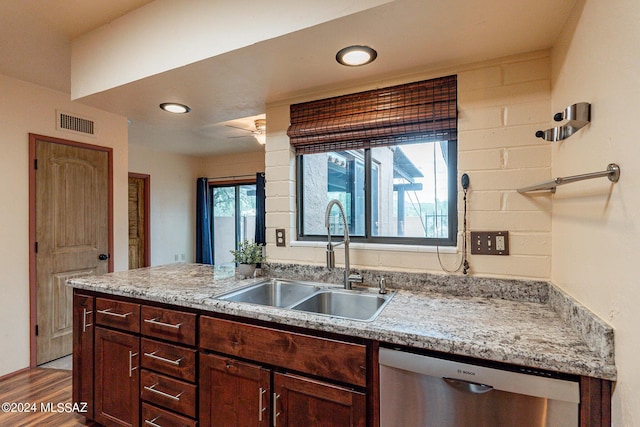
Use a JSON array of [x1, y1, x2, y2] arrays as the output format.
[[199, 316, 368, 427], [73, 289, 612, 427], [94, 326, 140, 427], [139, 305, 198, 425], [74, 291, 199, 427], [274, 372, 366, 427], [198, 352, 365, 427], [72, 292, 94, 420], [199, 316, 367, 387], [200, 353, 271, 427]]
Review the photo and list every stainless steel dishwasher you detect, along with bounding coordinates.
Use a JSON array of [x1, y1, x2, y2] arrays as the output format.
[[379, 347, 580, 427]]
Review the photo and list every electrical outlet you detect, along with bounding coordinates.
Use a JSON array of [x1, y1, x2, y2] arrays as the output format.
[[276, 229, 286, 247], [471, 231, 509, 255]]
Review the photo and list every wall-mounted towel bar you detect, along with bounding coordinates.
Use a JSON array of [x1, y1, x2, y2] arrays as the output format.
[[517, 163, 620, 193], [536, 102, 591, 142]]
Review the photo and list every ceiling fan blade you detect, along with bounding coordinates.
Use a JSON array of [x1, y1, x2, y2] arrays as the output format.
[[225, 124, 254, 133]]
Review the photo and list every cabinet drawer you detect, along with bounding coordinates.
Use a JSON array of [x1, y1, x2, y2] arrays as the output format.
[[142, 403, 197, 427], [141, 338, 197, 382], [141, 370, 197, 418], [141, 306, 197, 346], [200, 316, 367, 387], [95, 298, 140, 333]]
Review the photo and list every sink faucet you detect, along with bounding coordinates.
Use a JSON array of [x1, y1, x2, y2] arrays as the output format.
[[325, 199, 362, 289]]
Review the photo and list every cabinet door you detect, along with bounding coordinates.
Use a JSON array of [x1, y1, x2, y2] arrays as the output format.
[[95, 327, 140, 427], [72, 292, 94, 420], [274, 372, 366, 427], [200, 353, 270, 427]]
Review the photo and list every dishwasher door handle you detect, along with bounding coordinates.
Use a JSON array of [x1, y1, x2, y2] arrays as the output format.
[[443, 377, 494, 394]]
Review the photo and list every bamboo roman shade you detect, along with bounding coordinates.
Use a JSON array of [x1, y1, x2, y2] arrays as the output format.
[[287, 75, 457, 155]]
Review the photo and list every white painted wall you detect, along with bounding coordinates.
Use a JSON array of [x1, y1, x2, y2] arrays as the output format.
[[0, 74, 128, 377], [550, 0, 640, 424], [128, 145, 201, 265], [200, 150, 265, 180], [70, 0, 391, 99]]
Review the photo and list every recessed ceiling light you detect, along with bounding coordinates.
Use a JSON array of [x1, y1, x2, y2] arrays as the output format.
[[160, 102, 191, 114], [336, 45, 377, 67]]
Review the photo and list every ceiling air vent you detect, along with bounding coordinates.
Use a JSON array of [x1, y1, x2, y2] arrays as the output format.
[[56, 110, 96, 137]]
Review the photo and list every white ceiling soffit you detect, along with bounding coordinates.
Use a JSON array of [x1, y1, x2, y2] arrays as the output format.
[[70, 0, 393, 99], [0, 0, 153, 93], [76, 0, 576, 156]]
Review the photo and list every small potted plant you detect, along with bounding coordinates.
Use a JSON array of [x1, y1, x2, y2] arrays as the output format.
[[230, 240, 265, 278]]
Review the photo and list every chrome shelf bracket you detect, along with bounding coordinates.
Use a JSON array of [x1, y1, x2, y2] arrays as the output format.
[[536, 102, 591, 142]]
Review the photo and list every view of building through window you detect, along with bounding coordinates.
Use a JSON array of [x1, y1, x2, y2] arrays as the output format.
[[299, 140, 452, 243]]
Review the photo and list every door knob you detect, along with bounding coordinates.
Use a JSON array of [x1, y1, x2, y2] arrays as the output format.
[[98, 254, 109, 261]]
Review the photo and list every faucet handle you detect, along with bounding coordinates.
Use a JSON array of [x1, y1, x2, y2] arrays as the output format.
[[348, 273, 364, 283]]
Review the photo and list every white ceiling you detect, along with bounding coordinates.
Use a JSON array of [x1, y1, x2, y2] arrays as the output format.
[[0, 0, 577, 157]]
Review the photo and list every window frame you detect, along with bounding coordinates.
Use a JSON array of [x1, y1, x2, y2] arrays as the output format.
[[208, 180, 257, 264], [296, 139, 458, 246]]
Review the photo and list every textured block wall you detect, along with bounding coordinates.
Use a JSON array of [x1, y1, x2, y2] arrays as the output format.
[[264, 51, 553, 280]]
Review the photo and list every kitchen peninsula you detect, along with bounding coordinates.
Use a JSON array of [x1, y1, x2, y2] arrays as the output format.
[[68, 263, 615, 426]]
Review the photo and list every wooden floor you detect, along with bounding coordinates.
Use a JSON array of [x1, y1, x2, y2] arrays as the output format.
[[0, 368, 94, 427]]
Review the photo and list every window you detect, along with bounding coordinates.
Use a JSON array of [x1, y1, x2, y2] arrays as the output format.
[[210, 183, 257, 265], [297, 140, 457, 245], [290, 76, 457, 246]]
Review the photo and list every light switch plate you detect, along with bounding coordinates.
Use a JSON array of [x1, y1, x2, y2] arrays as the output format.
[[470, 231, 509, 255], [275, 229, 286, 247]]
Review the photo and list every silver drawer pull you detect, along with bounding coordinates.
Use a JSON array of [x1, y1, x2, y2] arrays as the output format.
[[258, 387, 267, 421], [144, 383, 184, 401], [144, 317, 182, 329], [143, 351, 183, 366], [129, 351, 138, 378], [144, 415, 163, 427], [97, 308, 132, 318], [273, 393, 281, 426], [82, 309, 93, 332]]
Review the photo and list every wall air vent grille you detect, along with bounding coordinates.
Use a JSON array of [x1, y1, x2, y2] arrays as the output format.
[[56, 110, 96, 136]]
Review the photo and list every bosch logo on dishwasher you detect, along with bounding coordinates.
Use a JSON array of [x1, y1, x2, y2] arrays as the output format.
[[457, 368, 476, 376]]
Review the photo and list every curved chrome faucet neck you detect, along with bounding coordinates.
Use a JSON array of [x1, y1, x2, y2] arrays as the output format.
[[325, 199, 350, 241], [325, 199, 352, 289]]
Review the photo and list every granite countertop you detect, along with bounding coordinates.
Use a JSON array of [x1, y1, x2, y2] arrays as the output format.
[[67, 263, 616, 381]]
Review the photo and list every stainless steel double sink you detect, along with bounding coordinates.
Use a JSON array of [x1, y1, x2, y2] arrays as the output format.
[[215, 278, 395, 322]]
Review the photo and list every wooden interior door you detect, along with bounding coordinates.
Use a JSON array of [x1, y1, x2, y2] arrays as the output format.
[[34, 136, 110, 364], [128, 174, 149, 269]]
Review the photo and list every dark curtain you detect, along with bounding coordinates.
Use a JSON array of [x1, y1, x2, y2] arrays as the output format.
[[255, 172, 266, 245], [439, 141, 449, 166], [196, 177, 213, 264]]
